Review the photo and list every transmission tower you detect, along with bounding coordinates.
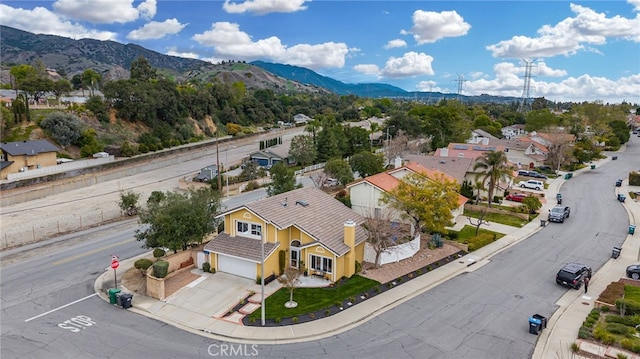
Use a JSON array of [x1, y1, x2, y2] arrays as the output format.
[[518, 58, 536, 113], [453, 74, 468, 102]]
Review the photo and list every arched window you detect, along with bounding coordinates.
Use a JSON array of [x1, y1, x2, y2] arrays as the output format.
[[290, 240, 301, 268]]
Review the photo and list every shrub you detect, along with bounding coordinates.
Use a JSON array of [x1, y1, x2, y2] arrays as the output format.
[[278, 250, 286, 275], [292, 317, 298, 323], [275, 317, 281, 324], [616, 299, 640, 315], [417, 269, 422, 275], [374, 286, 380, 293], [578, 326, 591, 339], [325, 309, 331, 316], [355, 261, 362, 273], [606, 322, 630, 335], [571, 342, 580, 352], [152, 260, 169, 278], [632, 344, 640, 354], [153, 248, 166, 259], [249, 317, 256, 323], [621, 338, 634, 351], [134, 258, 153, 275], [605, 315, 640, 327], [202, 262, 211, 273], [447, 231, 459, 240], [40, 111, 83, 146], [617, 353, 628, 359], [309, 313, 315, 319], [245, 181, 261, 191], [256, 276, 261, 285]]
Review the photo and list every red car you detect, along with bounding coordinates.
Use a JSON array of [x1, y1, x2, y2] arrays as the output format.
[[505, 193, 527, 202]]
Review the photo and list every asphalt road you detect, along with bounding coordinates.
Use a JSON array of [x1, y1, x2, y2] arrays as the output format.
[[1, 135, 638, 358]]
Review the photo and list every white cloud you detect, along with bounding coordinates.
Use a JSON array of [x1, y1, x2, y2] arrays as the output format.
[[628, 0, 640, 12], [401, 10, 471, 44], [166, 48, 200, 59], [354, 64, 380, 75], [192, 22, 349, 70], [487, 3, 640, 59], [380, 52, 435, 78], [0, 4, 117, 40], [415, 80, 443, 92], [53, 0, 157, 24], [384, 39, 407, 49], [127, 18, 187, 40], [222, 0, 308, 15]]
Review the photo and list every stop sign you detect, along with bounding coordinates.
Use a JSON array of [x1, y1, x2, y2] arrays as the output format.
[[111, 260, 119, 269]]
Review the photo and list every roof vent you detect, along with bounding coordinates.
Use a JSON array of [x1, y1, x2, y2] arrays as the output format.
[[295, 200, 309, 207], [439, 160, 446, 164], [281, 197, 288, 207]]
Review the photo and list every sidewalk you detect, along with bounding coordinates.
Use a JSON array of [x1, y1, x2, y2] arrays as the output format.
[[94, 156, 639, 352]]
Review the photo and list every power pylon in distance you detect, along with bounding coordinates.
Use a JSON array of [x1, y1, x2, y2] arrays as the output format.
[[518, 58, 536, 113], [453, 73, 468, 102]]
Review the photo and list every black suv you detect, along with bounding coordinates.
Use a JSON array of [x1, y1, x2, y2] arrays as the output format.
[[556, 262, 592, 289]]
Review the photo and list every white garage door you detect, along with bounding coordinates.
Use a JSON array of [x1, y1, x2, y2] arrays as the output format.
[[218, 254, 255, 280]]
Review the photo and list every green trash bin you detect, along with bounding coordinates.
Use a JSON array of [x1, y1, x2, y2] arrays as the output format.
[[630, 225, 636, 235], [564, 173, 573, 180], [591, 164, 596, 169], [108, 288, 121, 304]]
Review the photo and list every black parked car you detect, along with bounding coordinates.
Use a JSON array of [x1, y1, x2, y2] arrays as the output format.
[[627, 264, 640, 280], [556, 262, 592, 289]]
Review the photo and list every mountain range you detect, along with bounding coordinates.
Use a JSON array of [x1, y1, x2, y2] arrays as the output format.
[[0, 25, 519, 102]]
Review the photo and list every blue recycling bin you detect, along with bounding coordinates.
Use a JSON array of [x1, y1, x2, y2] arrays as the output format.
[[529, 314, 547, 335], [630, 225, 636, 235]]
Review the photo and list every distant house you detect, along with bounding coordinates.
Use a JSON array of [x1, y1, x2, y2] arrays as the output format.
[[293, 113, 313, 125], [194, 164, 218, 182], [0, 140, 59, 180], [248, 143, 294, 168], [468, 129, 498, 144], [204, 187, 367, 282], [501, 124, 527, 139], [434, 143, 507, 161], [403, 154, 474, 185]]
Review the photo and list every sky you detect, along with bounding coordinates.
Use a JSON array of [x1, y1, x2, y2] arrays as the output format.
[[1, 0, 639, 104]]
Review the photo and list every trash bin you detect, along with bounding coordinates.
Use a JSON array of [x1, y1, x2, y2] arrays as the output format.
[[529, 314, 547, 335], [616, 179, 623, 187], [630, 225, 636, 235], [591, 164, 596, 169], [618, 194, 626, 202], [108, 288, 121, 305], [612, 246, 622, 259], [564, 173, 573, 180], [540, 220, 547, 227], [116, 292, 124, 307], [612, 156, 618, 160], [119, 293, 133, 309]]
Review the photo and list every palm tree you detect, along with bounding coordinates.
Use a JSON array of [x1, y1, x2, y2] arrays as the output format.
[[473, 151, 512, 207]]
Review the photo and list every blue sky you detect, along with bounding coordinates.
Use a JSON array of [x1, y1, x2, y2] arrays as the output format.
[[1, 0, 639, 104]]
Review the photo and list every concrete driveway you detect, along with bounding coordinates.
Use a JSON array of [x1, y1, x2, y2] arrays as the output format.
[[163, 271, 259, 319]]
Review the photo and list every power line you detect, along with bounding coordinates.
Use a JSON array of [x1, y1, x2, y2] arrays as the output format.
[[452, 73, 468, 102]]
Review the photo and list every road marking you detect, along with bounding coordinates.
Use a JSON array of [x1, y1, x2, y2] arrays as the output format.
[[25, 293, 97, 322], [52, 238, 133, 265]]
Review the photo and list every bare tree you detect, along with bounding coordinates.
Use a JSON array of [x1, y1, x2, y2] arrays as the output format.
[[310, 171, 328, 188], [362, 208, 406, 269], [540, 126, 574, 172], [467, 208, 490, 236], [385, 130, 415, 166], [278, 267, 304, 308]]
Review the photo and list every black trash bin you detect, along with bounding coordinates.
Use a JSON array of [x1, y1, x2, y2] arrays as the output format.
[[116, 292, 124, 307], [529, 314, 547, 335], [120, 293, 133, 309], [612, 246, 622, 259]]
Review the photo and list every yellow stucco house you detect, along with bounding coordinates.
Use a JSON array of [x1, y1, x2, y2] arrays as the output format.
[[203, 187, 367, 283], [0, 140, 59, 179]]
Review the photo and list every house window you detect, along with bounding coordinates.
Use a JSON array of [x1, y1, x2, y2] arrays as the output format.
[[236, 221, 262, 239], [310, 254, 332, 274]]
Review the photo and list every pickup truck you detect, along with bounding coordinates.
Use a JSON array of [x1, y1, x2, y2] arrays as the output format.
[[548, 206, 571, 223]]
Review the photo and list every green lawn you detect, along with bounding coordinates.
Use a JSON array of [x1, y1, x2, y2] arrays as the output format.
[[625, 285, 640, 302], [457, 225, 505, 242], [247, 275, 380, 320], [464, 209, 529, 227]]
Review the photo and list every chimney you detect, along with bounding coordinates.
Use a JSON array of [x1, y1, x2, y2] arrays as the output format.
[[343, 220, 356, 278], [440, 148, 449, 157], [394, 156, 402, 169]]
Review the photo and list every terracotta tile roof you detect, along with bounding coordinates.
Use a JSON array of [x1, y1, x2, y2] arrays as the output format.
[[204, 232, 279, 262], [362, 171, 401, 192], [222, 187, 367, 256]]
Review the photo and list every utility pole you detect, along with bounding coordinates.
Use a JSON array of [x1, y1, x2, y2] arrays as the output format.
[[216, 131, 222, 194], [518, 58, 536, 113], [453, 73, 468, 102]]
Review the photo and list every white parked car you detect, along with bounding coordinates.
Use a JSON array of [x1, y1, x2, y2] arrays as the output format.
[[518, 180, 544, 190]]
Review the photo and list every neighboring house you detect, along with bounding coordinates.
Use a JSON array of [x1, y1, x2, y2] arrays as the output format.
[[194, 164, 218, 182], [0, 140, 59, 180], [204, 187, 367, 282], [487, 137, 543, 169], [293, 113, 313, 125], [529, 131, 576, 148], [467, 129, 498, 144], [403, 154, 473, 185], [501, 124, 527, 139], [347, 162, 468, 225], [248, 143, 294, 167], [434, 143, 507, 161]]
